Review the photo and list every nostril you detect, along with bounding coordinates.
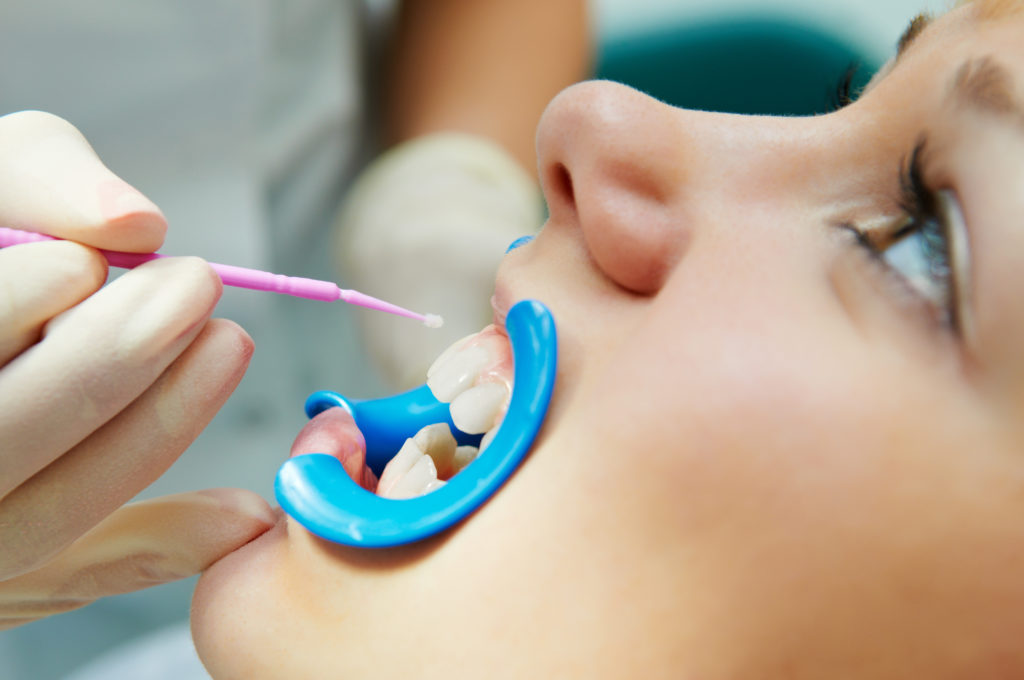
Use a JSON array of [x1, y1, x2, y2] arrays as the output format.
[[548, 162, 575, 212], [554, 163, 574, 203]]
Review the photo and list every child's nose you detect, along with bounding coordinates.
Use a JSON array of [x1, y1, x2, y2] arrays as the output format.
[[536, 81, 691, 294], [536, 81, 834, 297]]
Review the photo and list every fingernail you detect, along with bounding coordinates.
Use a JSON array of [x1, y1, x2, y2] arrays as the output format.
[[0, 113, 165, 250], [96, 177, 163, 223]]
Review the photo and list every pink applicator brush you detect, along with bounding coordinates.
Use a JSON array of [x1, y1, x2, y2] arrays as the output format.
[[0, 226, 443, 327]]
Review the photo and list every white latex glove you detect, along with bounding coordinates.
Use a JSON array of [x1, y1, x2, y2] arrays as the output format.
[[335, 132, 544, 390], [0, 111, 275, 629]]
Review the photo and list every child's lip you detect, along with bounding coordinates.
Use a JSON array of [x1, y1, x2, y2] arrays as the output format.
[[490, 278, 519, 330], [490, 294, 506, 329], [289, 408, 377, 491]]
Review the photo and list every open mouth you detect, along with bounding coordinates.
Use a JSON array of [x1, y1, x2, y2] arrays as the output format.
[[375, 324, 514, 498], [275, 299, 557, 547]]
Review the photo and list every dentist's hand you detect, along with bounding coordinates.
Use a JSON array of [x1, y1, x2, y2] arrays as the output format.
[[0, 111, 275, 629]]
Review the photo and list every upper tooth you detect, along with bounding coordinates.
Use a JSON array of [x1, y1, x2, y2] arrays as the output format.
[[427, 333, 475, 380], [427, 344, 490, 402], [450, 382, 509, 434], [479, 427, 498, 453]]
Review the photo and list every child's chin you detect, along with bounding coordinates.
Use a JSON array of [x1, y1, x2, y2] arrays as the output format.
[[190, 513, 288, 667]]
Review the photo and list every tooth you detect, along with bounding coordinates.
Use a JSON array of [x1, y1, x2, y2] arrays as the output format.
[[427, 333, 476, 380], [453, 445, 479, 472], [450, 382, 509, 434], [427, 345, 490, 403], [479, 427, 498, 453], [376, 437, 424, 497], [383, 455, 439, 499], [413, 423, 458, 479], [424, 479, 446, 493]]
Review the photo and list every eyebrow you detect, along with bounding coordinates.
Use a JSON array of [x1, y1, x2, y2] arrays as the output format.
[[948, 57, 1024, 122], [861, 13, 934, 90], [896, 13, 933, 59], [893, 0, 1024, 66]]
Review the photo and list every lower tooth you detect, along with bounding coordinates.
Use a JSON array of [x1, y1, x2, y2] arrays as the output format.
[[453, 445, 479, 472], [413, 423, 458, 478], [375, 419, 490, 499], [382, 455, 439, 499], [376, 438, 424, 496]]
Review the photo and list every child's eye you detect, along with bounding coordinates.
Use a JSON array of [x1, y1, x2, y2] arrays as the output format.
[[849, 140, 971, 334], [878, 195, 955, 323]]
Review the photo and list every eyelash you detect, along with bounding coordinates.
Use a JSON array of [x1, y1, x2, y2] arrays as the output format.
[[829, 63, 860, 111], [896, 141, 953, 284], [845, 138, 960, 333]]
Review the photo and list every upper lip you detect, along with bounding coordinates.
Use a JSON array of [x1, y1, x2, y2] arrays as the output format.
[[490, 273, 516, 331], [490, 294, 508, 329]]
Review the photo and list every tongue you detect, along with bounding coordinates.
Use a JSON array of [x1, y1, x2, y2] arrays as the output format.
[[289, 407, 378, 491]]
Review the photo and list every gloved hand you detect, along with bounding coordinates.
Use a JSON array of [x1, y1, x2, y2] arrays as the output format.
[[0, 111, 275, 629], [335, 132, 544, 390]]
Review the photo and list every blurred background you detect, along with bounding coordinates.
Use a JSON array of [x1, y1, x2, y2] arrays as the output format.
[[0, 0, 947, 677], [594, 0, 943, 114]]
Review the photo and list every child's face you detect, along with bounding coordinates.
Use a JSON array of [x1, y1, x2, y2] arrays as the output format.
[[192, 3, 1024, 677]]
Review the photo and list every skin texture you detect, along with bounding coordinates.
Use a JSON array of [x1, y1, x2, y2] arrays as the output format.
[[193, 3, 1024, 678]]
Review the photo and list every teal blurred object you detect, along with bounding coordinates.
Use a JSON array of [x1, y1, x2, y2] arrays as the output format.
[[596, 15, 879, 115]]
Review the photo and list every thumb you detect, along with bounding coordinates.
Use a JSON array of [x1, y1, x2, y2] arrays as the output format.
[[0, 110, 166, 252], [0, 489, 275, 629]]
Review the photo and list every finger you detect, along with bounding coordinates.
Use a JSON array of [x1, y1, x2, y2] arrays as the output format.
[[0, 111, 165, 252], [0, 241, 107, 366], [290, 407, 375, 489], [0, 318, 252, 580], [0, 256, 222, 501], [0, 488, 275, 629]]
